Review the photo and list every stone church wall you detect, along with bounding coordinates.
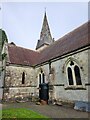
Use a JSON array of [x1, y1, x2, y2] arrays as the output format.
[[34, 64, 49, 95], [34, 48, 89, 103], [50, 49, 89, 102], [3, 48, 89, 103], [3, 65, 36, 101]]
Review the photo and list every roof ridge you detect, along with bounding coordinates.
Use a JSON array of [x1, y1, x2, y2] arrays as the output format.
[[40, 20, 89, 52], [8, 43, 40, 54], [7, 21, 89, 66]]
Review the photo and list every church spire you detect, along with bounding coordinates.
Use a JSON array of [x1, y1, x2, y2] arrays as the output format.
[[36, 11, 54, 51], [40, 11, 52, 40]]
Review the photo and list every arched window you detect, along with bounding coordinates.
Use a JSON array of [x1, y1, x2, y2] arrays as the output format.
[[42, 73, 45, 83], [49, 61, 51, 74], [67, 67, 73, 85], [22, 72, 25, 84], [66, 59, 82, 86], [39, 72, 45, 84], [74, 65, 82, 85], [39, 74, 41, 84]]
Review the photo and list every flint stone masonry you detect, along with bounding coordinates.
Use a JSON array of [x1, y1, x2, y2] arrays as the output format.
[[5, 66, 35, 87], [51, 49, 88, 102], [1, 16, 90, 113], [34, 49, 89, 102], [4, 65, 36, 101], [4, 48, 89, 103]]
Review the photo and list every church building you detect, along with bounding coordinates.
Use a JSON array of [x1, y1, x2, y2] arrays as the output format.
[[1, 12, 90, 109]]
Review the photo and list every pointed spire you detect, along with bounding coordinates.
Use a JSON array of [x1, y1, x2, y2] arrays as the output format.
[[40, 11, 52, 40], [36, 11, 54, 50]]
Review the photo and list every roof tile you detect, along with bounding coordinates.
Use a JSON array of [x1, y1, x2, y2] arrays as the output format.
[[7, 21, 90, 66], [8, 44, 40, 66]]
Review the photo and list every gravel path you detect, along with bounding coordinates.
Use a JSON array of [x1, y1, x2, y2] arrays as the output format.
[[2, 102, 90, 119]]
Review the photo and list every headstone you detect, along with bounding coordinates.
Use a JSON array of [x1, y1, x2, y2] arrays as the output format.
[[74, 101, 90, 112]]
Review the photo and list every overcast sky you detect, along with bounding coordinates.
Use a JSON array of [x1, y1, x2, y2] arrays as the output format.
[[0, 2, 88, 50]]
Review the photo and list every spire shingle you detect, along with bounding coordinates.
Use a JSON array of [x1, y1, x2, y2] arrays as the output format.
[[36, 12, 54, 50]]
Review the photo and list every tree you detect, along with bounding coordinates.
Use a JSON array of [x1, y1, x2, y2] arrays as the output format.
[[0, 29, 8, 71]]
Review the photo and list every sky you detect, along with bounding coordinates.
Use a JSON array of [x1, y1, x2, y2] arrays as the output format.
[[0, 1, 89, 50]]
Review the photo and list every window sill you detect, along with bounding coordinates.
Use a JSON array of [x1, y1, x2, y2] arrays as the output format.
[[64, 85, 86, 90]]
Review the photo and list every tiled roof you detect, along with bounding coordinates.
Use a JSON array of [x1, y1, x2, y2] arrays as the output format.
[[8, 44, 40, 66], [37, 21, 90, 65], [7, 21, 90, 66]]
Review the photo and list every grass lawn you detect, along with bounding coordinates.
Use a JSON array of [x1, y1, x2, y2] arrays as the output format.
[[1, 108, 50, 119]]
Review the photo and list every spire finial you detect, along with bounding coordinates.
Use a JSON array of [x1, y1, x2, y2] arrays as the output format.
[[44, 7, 46, 13]]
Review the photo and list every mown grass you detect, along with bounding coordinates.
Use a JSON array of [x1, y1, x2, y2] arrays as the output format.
[[1, 108, 51, 119]]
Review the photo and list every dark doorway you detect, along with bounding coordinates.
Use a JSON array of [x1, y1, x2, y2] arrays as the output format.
[[39, 83, 49, 103]]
